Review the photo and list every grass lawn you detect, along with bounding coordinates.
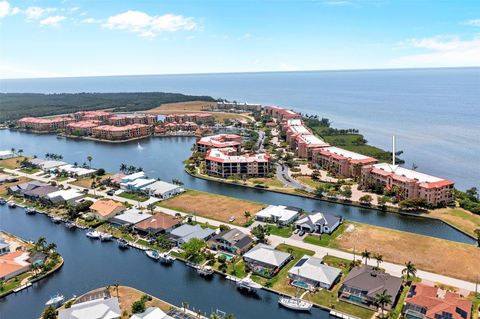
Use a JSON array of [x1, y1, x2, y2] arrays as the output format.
[[118, 191, 149, 202], [159, 190, 265, 225], [266, 224, 293, 238], [303, 222, 348, 248], [428, 207, 480, 237], [248, 177, 285, 189], [2, 272, 32, 293], [18, 167, 40, 174], [390, 283, 410, 319], [468, 293, 480, 319], [295, 176, 333, 189], [334, 222, 480, 282], [55, 176, 70, 182], [70, 174, 112, 188], [96, 224, 135, 241]]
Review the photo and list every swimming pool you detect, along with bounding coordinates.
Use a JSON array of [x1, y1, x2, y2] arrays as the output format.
[[216, 252, 234, 261], [291, 280, 310, 290]]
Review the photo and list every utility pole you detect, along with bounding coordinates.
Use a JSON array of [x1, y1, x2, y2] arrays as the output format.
[[392, 135, 396, 166]]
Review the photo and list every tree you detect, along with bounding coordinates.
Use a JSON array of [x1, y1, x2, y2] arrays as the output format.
[[35, 237, 47, 251], [359, 195, 373, 205], [131, 299, 146, 314], [87, 155, 93, 168], [474, 229, 480, 247], [340, 185, 352, 200], [182, 238, 206, 262], [402, 261, 417, 281], [243, 211, 251, 223], [182, 301, 189, 313], [251, 224, 270, 244], [114, 284, 119, 297], [41, 306, 58, 319], [466, 187, 479, 200], [361, 249, 371, 266], [46, 243, 57, 254], [120, 163, 127, 173], [374, 289, 392, 318], [374, 253, 383, 269]]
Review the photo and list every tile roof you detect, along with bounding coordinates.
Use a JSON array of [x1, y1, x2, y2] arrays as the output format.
[[244, 244, 291, 268], [342, 266, 402, 299], [90, 199, 125, 217], [134, 213, 180, 232]]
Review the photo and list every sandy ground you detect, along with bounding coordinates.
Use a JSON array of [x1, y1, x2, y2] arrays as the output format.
[[335, 223, 480, 282], [115, 286, 172, 317], [0, 157, 23, 169], [160, 190, 265, 224]]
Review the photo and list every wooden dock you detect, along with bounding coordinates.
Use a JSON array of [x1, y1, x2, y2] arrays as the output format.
[[13, 282, 32, 293], [330, 310, 361, 319]]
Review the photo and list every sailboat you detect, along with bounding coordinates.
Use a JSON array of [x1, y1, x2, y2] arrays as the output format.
[[278, 295, 313, 311]]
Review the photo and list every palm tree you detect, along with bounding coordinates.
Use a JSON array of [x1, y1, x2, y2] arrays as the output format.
[[374, 289, 392, 318], [114, 284, 119, 297], [402, 261, 417, 281], [243, 211, 251, 223], [73, 161, 78, 167], [35, 237, 47, 251], [361, 249, 371, 266], [87, 155, 93, 168], [46, 243, 57, 254], [18, 149, 23, 156], [374, 253, 383, 269], [120, 163, 127, 173], [182, 301, 189, 314], [474, 228, 480, 247]]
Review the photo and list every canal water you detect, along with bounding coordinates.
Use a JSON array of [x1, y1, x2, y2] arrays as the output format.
[[0, 205, 331, 318], [0, 129, 474, 245]]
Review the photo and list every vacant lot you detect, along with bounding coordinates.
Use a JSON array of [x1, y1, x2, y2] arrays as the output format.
[[70, 174, 112, 188], [159, 190, 264, 224], [335, 223, 480, 282], [0, 157, 23, 169], [428, 207, 480, 237]]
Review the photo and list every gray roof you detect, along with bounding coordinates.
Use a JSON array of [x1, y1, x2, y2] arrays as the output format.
[[143, 181, 182, 195], [24, 185, 59, 198], [170, 224, 215, 243], [109, 209, 152, 226], [212, 228, 253, 250], [9, 181, 46, 193], [295, 212, 341, 228], [58, 297, 121, 319], [288, 255, 341, 286], [243, 244, 292, 268], [342, 266, 402, 299]]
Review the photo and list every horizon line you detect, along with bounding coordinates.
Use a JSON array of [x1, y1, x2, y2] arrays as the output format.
[[1, 65, 479, 81]]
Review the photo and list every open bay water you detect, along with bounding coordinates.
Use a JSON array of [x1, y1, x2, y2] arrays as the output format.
[[1, 67, 479, 189]]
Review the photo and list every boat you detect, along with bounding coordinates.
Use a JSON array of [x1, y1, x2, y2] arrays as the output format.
[[197, 265, 214, 277], [100, 233, 113, 241], [146, 249, 160, 260], [117, 238, 129, 249], [159, 252, 175, 264], [45, 293, 65, 307], [7, 201, 16, 208], [51, 216, 63, 223], [86, 230, 101, 239], [25, 207, 36, 214], [0, 198, 6, 205], [65, 221, 76, 229], [278, 296, 312, 311], [236, 278, 262, 293]]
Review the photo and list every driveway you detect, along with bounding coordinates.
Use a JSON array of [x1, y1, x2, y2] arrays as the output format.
[[274, 163, 314, 192]]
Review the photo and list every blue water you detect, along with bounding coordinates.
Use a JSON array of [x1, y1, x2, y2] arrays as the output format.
[[1, 67, 479, 190]]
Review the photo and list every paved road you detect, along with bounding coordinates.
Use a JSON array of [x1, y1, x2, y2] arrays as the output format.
[[4, 168, 478, 292], [274, 162, 314, 192]]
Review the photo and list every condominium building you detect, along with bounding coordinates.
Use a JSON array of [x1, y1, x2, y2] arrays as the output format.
[[265, 106, 302, 121], [165, 113, 214, 125], [282, 118, 329, 159], [312, 146, 377, 178], [196, 134, 242, 153], [91, 124, 153, 141], [216, 101, 263, 112], [360, 163, 455, 206], [107, 114, 158, 126], [205, 148, 270, 178], [162, 122, 198, 132], [73, 111, 113, 122], [65, 120, 101, 136], [17, 117, 74, 132]]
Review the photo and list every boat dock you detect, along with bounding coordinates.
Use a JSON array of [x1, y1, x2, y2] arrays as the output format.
[[13, 282, 32, 293], [330, 310, 361, 319]]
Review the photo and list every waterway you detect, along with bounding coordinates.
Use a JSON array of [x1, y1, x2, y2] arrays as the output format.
[[0, 129, 474, 245], [0, 205, 331, 319]]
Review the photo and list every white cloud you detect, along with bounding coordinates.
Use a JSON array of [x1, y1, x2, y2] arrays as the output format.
[[25, 6, 57, 20], [464, 19, 480, 27], [81, 17, 100, 24], [238, 33, 251, 40], [102, 10, 197, 38], [40, 15, 66, 27], [391, 35, 480, 67], [0, 1, 18, 18]]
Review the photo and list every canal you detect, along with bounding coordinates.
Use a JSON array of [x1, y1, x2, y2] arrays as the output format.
[[0, 205, 330, 318], [0, 130, 474, 245]]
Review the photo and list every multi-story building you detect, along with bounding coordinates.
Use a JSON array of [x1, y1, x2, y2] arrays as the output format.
[[282, 118, 329, 159], [205, 148, 270, 178], [265, 106, 302, 121], [108, 114, 158, 126], [65, 120, 101, 136], [17, 117, 74, 132], [165, 113, 214, 125], [162, 122, 198, 132], [360, 163, 455, 206], [91, 124, 153, 141], [196, 134, 242, 153], [216, 101, 263, 112], [312, 146, 377, 178], [73, 111, 113, 122]]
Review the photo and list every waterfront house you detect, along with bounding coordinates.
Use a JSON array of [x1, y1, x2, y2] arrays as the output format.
[[121, 178, 156, 192], [29, 158, 68, 172], [265, 106, 302, 121], [0, 237, 10, 255], [208, 228, 253, 255], [134, 213, 181, 235], [0, 251, 31, 281], [130, 307, 174, 319], [56, 164, 97, 177], [288, 255, 342, 290], [58, 297, 121, 319], [338, 266, 402, 310], [255, 205, 301, 225], [121, 171, 146, 183], [0, 174, 18, 184], [90, 199, 126, 220], [23, 185, 60, 202], [205, 148, 271, 178], [360, 163, 455, 206], [47, 189, 84, 205], [65, 120, 100, 136], [141, 181, 184, 199], [109, 208, 152, 227], [17, 116, 74, 132], [243, 244, 292, 278], [294, 212, 342, 234], [403, 283, 472, 319], [0, 150, 15, 160], [169, 224, 216, 246], [8, 180, 47, 196]]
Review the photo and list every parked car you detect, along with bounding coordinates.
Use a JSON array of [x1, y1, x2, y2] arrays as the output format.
[[106, 190, 115, 196], [298, 230, 305, 237], [294, 228, 300, 234]]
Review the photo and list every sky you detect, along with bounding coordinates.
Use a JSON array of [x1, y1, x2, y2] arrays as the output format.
[[0, 0, 479, 79]]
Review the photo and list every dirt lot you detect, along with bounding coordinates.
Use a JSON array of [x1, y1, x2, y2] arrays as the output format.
[[115, 286, 172, 318], [159, 190, 265, 224], [427, 207, 480, 237], [70, 174, 112, 188], [146, 101, 253, 122], [335, 223, 480, 282], [0, 157, 23, 169]]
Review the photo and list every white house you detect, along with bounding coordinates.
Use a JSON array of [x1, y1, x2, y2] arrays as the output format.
[[142, 181, 184, 200], [130, 307, 174, 319], [58, 297, 121, 319], [255, 205, 301, 225], [288, 255, 342, 289], [56, 164, 97, 177], [294, 212, 342, 234], [121, 171, 146, 183], [47, 189, 84, 204], [0, 150, 15, 160]]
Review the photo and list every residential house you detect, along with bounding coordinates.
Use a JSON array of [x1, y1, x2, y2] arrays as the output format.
[[134, 213, 181, 235], [0, 237, 10, 255], [339, 266, 403, 310], [130, 307, 174, 319], [121, 178, 156, 192], [90, 199, 126, 220], [295, 212, 342, 234], [169, 224, 216, 246], [243, 244, 292, 278], [8, 181, 47, 196], [404, 283, 472, 319], [47, 189, 84, 205], [142, 181, 184, 199], [196, 134, 242, 153], [109, 208, 152, 227], [56, 164, 97, 177], [0, 251, 31, 281], [255, 205, 301, 225], [208, 228, 253, 255], [58, 297, 121, 319], [23, 185, 60, 202], [288, 255, 342, 290], [0, 150, 15, 160]]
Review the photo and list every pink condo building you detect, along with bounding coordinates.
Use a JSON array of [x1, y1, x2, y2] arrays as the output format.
[[205, 148, 271, 178], [196, 134, 242, 153]]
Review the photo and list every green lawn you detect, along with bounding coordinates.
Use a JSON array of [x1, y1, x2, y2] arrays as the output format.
[[469, 293, 480, 319], [303, 222, 348, 248], [266, 224, 293, 238], [118, 191, 149, 202], [18, 167, 40, 174]]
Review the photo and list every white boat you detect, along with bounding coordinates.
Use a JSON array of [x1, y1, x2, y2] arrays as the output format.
[[86, 230, 101, 239], [51, 216, 63, 223], [25, 207, 36, 214], [0, 198, 6, 205], [7, 201, 16, 208], [146, 249, 160, 260], [65, 221, 76, 229], [197, 265, 214, 276], [100, 233, 113, 241], [45, 293, 65, 306], [159, 252, 175, 264], [278, 296, 312, 311], [117, 238, 129, 249], [236, 278, 262, 292]]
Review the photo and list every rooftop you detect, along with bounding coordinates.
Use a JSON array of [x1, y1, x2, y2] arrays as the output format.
[[342, 266, 402, 299], [93, 124, 151, 132], [143, 181, 182, 195], [289, 255, 342, 286], [243, 243, 291, 268], [109, 208, 152, 226], [0, 251, 30, 279], [90, 199, 125, 217], [320, 146, 375, 161], [58, 297, 121, 319], [206, 148, 270, 163], [296, 134, 329, 147], [135, 213, 180, 232], [371, 163, 454, 188], [256, 205, 301, 223]]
